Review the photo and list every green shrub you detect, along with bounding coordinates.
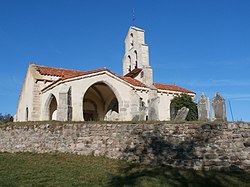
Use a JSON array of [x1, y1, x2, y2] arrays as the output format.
[[170, 94, 198, 121]]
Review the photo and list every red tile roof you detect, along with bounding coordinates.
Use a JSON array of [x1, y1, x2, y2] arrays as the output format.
[[36, 65, 86, 79], [124, 68, 142, 78], [36, 65, 194, 94], [36, 65, 146, 88], [153, 83, 195, 94], [102, 69, 146, 87], [120, 76, 145, 87]]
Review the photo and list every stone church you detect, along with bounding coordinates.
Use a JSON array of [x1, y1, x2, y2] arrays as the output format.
[[15, 26, 195, 122]]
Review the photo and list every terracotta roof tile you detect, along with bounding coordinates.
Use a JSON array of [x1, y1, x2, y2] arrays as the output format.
[[102, 69, 146, 87], [120, 76, 145, 87], [153, 82, 195, 94], [36, 65, 85, 79], [36, 65, 194, 94], [37, 65, 146, 89], [124, 68, 142, 78], [72, 68, 107, 80]]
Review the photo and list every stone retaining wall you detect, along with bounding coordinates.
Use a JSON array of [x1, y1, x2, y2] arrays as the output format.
[[0, 122, 249, 171]]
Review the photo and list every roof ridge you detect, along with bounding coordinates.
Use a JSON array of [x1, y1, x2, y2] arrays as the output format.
[[153, 82, 195, 94], [41, 67, 147, 92], [37, 65, 194, 94], [36, 64, 85, 72]]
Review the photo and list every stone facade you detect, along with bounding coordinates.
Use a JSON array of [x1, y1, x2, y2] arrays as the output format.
[[15, 26, 195, 122], [0, 122, 249, 171]]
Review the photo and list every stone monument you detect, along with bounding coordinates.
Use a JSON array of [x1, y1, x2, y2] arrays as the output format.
[[212, 92, 227, 121], [174, 107, 189, 121], [170, 102, 177, 120], [197, 93, 210, 121]]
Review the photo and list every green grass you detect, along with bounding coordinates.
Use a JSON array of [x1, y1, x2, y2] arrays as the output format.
[[0, 152, 249, 187]]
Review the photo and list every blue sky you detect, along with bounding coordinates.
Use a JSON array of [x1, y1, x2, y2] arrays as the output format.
[[0, 0, 249, 122]]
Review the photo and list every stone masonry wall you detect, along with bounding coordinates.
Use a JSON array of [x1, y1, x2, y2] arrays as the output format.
[[0, 122, 249, 171]]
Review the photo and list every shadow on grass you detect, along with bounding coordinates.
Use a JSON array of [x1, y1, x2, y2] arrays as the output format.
[[109, 124, 249, 187], [109, 164, 249, 187]]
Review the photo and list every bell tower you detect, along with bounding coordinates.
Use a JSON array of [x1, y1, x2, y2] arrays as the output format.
[[123, 26, 153, 86]]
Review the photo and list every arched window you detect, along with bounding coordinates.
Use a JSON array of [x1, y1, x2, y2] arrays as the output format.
[[128, 55, 132, 71], [130, 33, 134, 47], [134, 50, 138, 60], [134, 50, 138, 68], [140, 71, 144, 78], [140, 98, 144, 107]]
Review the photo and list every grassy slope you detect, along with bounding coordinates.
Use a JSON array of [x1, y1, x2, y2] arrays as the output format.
[[0, 152, 249, 187]]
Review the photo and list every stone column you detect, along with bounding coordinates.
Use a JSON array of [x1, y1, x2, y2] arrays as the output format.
[[57, 86, 72, 121], [148, 88, 159, 121], [130, 90, 141, 121]]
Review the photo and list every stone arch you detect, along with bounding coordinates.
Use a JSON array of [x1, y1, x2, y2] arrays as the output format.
[[95, 80, 122, 109], [82, 81, 121, 121], [43, 93, 58, 120]]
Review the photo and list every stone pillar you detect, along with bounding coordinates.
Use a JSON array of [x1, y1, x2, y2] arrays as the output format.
[[198, 93, 210, 121], [57, 86, 72, 121], [142, 66, 153, 86], [148, 89, 159, 121], [130, 91, 147, 121], [130, 91, 141, 121], [212, 92, 227, 121], [119, 100, 130, 121], [31, 81, 42, 121]]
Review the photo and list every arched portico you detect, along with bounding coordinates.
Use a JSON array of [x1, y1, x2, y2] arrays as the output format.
[[43, 94, 58, 120], [82, 82, 119, 121]]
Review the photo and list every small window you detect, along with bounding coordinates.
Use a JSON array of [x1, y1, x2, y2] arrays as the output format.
[[128, 55, 131, 62], [135, 61, 138, 68], [134, 50, 137, 60], [140, 98, 145, 107], [140, 71, 144, 78], [130, 41, 134, 47], [25, 107, 28, 121], [130, 34, 134, 47], [128, 55, 132, 71]]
